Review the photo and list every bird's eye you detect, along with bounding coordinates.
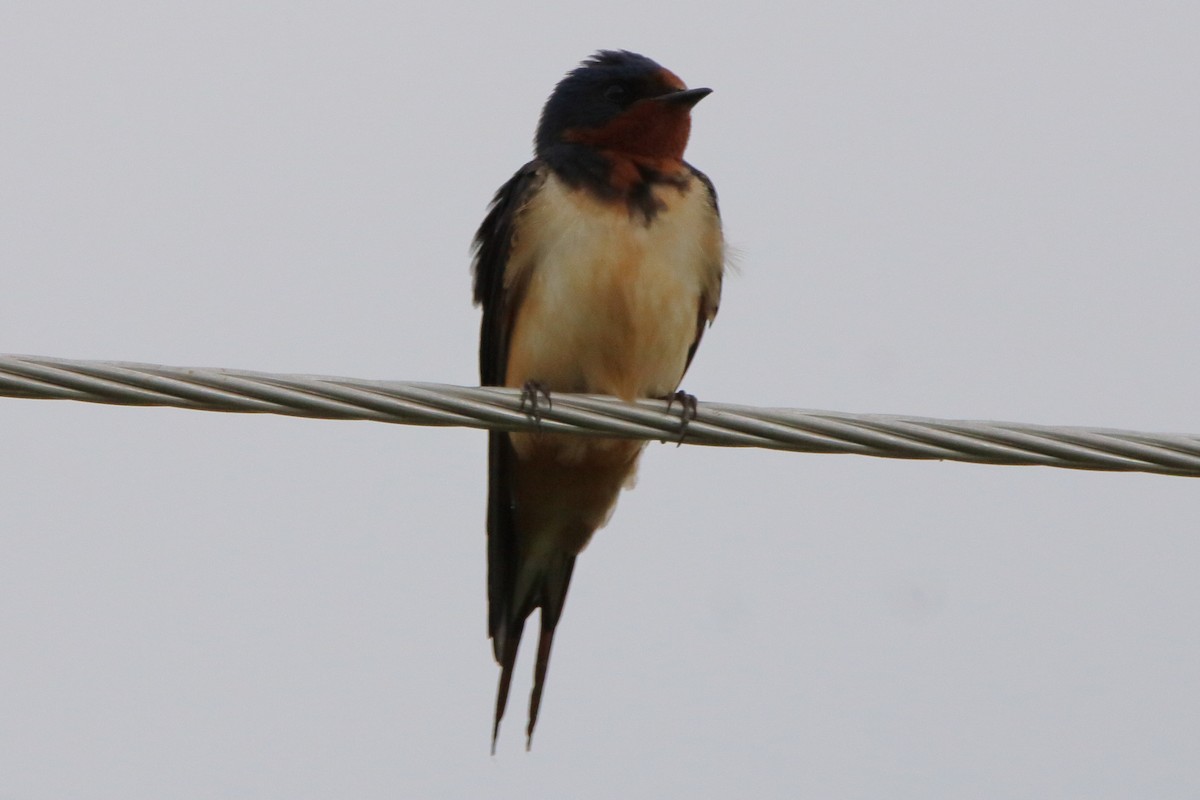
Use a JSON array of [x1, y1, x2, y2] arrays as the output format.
[[604, 83, 627, 104]]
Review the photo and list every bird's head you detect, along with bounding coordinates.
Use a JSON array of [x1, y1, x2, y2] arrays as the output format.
[[535, 51, 711, 164]]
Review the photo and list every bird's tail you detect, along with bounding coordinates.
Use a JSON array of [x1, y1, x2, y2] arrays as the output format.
[[487, 431, 582, 752], [487, 429, 638, 750], [490, 551, 576, 752]]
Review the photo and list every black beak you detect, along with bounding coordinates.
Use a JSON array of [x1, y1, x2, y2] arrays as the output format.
[[657, 87, 712, 109]]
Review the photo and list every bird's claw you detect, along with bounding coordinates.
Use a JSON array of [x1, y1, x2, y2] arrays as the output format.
[[519, 380, 552, 427], [664, 390, 698, 445]]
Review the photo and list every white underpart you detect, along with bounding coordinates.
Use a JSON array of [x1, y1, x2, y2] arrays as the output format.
[[505, 170, 722, 409]]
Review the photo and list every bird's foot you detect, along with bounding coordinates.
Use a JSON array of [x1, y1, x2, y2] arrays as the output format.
[[663, 390, 699, 445], [519, 380, 552, 427]]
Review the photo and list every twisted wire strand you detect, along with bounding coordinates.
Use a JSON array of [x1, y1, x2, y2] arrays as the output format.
[[2, 353, 1199, 477]]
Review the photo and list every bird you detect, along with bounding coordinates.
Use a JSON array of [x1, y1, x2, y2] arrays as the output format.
[[471, 50, 724, 751]]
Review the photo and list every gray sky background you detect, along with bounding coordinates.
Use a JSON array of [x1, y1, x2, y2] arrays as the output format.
[[3, 2, 1199, 797]]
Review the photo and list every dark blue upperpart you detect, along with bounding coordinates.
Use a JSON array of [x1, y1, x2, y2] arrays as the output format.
[[534, 50, 676, 156]]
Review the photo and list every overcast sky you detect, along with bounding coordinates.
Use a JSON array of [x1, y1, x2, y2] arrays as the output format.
[[3, 2, 1199, 798]]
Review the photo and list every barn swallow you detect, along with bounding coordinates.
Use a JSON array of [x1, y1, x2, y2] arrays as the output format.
[[471, 50, 724, 751]]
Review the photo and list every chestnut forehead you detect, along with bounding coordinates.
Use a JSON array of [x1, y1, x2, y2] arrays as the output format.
[[657, 68, 687, 92], [619, 67, 687, 98]]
